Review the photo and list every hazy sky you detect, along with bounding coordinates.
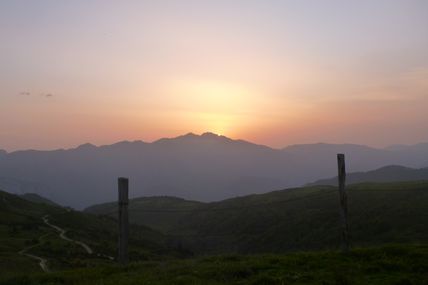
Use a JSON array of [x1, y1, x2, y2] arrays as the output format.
[[1, 0, 427, 151]]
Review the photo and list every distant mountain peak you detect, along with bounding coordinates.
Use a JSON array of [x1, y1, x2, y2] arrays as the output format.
[[182, 132, 224, 139], [109, 140, 145, 146], [201, 132, 220, 138], [155, 132, 233, 144], [200, 132, 234, 142], [75, 143, 96, 150], [182, 132, 198, 138]]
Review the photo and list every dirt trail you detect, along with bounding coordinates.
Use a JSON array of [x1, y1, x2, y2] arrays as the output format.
[[42, 215, 93, 254], [19, 215, 113, 272], [18, 233, 51, 273]]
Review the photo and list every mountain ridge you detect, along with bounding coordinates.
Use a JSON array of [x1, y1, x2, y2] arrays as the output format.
[[20, 193, 60, 206], [7, 132, 428, 154], [308, 165, 428, 186], [1, 132, 428, 208]]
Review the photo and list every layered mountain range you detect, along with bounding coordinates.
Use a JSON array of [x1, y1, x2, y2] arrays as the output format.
[[1, 132, 427, 208]]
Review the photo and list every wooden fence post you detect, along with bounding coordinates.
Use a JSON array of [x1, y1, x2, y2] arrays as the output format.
[[337, 154, 350, 252], [118, 177, 129, 265]]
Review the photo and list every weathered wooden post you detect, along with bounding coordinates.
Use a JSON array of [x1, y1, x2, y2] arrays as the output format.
[[337, 154, 350, 252], [118, 177, 129, 265]]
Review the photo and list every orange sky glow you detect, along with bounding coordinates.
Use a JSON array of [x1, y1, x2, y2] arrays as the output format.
[[1, 1, 428, 151]]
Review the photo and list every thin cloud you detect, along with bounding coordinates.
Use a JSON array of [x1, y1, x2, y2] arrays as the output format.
[[36, 93, 55, 98], [17, 91, 56, 98]]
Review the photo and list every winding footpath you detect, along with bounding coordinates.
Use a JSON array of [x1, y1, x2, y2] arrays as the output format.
[[42, 215, 94, 254], [19, 215, 96, 272], [18, 233, 51, 273]]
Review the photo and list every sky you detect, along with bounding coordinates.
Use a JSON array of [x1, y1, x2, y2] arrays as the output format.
[[1, 0, 427, 151]]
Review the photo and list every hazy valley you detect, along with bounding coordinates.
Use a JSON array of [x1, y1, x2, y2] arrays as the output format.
[[1, 133, 428, 209]]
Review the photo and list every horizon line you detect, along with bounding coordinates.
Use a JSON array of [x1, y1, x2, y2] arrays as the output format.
[[2, 131, 427, 154]]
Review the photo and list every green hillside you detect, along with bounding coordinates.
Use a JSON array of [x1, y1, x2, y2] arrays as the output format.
[[20, 193, 59, 207], [2, 244, 428, 285], [308, 165, 428, 186], [0, 190, 59, 277], [0, 190, 186, 278], [3, 183, 428, 284], [87, 196, 204, 232], [86, 181, 428, 254]]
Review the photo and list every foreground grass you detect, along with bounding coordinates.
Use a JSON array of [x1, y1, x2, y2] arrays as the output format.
[[2, 244, 428, 285]]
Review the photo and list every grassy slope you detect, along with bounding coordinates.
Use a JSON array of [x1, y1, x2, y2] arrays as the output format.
[[3, 183, 428, 284], [2, 244, 427, 285], [86, 181, 428, 254], [0, 190, 187, 277], [308, 165, 428, 186], [86, 196, 205, 232], [0, 190, 62, 277]]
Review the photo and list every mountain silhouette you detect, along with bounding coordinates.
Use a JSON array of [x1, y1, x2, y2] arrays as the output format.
[[1, 133, 428, 208], [308, 165, 428, 186]]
